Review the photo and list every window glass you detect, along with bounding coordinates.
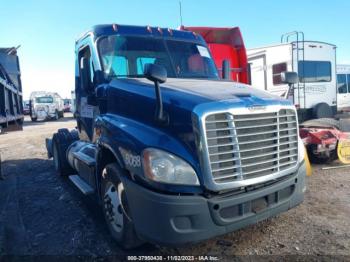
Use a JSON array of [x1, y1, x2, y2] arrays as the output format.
[[166, 41, 218, 78], [98, 36, 218, 80], [298, 61, 331, 83], [272, 62, 287, 85], [35, 96, 53, 103], [337, 74, 347, 94], [102, 55, 128, 77], [136, 57, 156, 74], [347, 74, 350, 93]]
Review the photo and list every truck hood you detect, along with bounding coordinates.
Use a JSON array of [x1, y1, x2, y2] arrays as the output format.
[[106, 78, 291, 156], [108, 78, 288, 111]]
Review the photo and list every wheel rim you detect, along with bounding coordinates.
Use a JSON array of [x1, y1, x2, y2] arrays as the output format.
[[104, 181, 124, 233], [53, 144, 59, 171]]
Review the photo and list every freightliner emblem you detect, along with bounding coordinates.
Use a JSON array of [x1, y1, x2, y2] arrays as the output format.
[[247, 105, 266, 111]]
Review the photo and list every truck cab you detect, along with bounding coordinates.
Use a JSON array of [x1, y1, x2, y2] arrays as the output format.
[[48, 24, 306, 248], [30, 91, 64, 121]]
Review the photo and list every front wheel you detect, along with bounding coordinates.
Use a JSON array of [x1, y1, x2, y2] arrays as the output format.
[[101, 163, 142, 249]]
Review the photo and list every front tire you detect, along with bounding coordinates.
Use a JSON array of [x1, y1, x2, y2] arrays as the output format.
[[101, 163, 142, 249]]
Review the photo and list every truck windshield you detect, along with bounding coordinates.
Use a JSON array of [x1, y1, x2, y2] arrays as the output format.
[[98, 35, 219, 80], [35, 96, 53, 103]]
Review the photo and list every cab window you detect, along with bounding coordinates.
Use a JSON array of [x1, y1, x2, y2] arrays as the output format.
[[337, 74, 347, 94]]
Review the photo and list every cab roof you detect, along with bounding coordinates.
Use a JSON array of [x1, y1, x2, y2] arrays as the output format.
[[77, 24, 205, 44]]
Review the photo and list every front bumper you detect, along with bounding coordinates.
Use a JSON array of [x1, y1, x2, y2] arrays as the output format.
[[34, 110, 56, 120], [121, 162, 306, 246]]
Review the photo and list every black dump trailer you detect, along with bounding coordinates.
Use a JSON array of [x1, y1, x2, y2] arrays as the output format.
[[0, 47, 23, 179], [0, 47, 24, 133]]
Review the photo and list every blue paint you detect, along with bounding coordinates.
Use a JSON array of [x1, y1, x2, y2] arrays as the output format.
[[76, 25, 293, 194]]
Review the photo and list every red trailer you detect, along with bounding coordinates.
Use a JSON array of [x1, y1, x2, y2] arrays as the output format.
[[181, 26, 249, 84]]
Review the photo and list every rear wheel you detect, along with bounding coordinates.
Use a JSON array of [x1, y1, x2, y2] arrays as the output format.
[[54, 110, 59, 121], [101, 163, 142, 249], [313, 103, 333, 119], [52, 129, 79, 176]]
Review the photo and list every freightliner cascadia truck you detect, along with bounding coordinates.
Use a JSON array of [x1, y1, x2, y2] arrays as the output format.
[[46, 24, 306, 248]]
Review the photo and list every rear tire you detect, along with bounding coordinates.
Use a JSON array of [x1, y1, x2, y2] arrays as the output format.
[[54, 110, 59, 121], [101, 163, 142, 249], [31, 117, 37, 122], [313, 103, 333, 119], [52, 129, 79, 176]]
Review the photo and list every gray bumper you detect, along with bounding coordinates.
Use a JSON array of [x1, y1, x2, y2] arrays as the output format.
[[122, 162, 306, 246]]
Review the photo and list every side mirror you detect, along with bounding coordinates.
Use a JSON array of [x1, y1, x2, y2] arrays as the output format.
[[281, 71, 298, 85], [247, 63, 252, 85], [80, 57, 93, 93], [222, 60, 231, 80], [144, 63, 168, 124], [144, 63, 167, 84]]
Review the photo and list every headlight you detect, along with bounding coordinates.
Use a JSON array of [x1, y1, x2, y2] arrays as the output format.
[[298, 137, 305, 162], [142, 148, 199, 186]]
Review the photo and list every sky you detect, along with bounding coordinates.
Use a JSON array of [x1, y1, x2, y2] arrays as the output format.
[[0, 0, 349, 100]]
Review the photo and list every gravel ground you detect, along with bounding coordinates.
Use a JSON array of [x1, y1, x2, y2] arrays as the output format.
[[0, 115, 349, 260]]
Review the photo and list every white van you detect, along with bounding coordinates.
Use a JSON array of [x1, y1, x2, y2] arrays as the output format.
[[247, 33, 337, 122], [337, 64, 350, 111]]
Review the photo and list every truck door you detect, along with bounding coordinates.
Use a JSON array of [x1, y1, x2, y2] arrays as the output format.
[[76, 46, 96, 141], [248, 55, 267, 90], [337, 74, 350, 111]]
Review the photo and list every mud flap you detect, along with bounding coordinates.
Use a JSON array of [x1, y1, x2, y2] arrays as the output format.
[[46, 138, 53, 159], [304, 146, 312, 176]]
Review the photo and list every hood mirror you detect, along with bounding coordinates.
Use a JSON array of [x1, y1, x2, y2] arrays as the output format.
[[144, 63, 168, 125]]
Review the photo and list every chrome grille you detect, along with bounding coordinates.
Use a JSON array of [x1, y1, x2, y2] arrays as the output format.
[[205, 109, 298, 184]]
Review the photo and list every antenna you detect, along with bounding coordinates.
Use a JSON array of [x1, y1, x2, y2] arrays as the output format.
[[179, 1, 183, 26]]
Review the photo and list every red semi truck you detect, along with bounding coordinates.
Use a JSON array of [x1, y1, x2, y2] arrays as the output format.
[[182, 26, 249, 84]]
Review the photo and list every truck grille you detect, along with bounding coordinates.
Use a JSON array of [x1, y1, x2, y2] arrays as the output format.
[[205, 109, 298, 184]]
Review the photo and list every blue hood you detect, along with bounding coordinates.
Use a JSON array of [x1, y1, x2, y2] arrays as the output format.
[[104, 78, 291, 155]]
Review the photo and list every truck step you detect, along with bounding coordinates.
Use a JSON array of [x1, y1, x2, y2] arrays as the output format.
[[69, 175, 94, 195], [72, 151, 95, 167]]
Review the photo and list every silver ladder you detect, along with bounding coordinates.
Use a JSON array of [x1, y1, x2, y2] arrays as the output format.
[[281, 31, 306, 108]]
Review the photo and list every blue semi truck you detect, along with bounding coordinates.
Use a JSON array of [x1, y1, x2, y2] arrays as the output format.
[[46, 24, 306, 248]]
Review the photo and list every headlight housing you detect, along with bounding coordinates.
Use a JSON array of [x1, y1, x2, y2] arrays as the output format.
[[142, 148, 199, 186]]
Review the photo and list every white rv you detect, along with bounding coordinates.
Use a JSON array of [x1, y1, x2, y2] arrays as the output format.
[[29, 91, 64, 121], [337, 64, 350, 111], [247, 35, 337, 122]]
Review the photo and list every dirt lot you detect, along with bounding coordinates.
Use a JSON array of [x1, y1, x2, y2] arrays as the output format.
[[0, 115, 350, 260]]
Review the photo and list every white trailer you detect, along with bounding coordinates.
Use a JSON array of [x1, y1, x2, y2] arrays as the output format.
[[247, 33, 337, 122], [337, 64, 350, 111]]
